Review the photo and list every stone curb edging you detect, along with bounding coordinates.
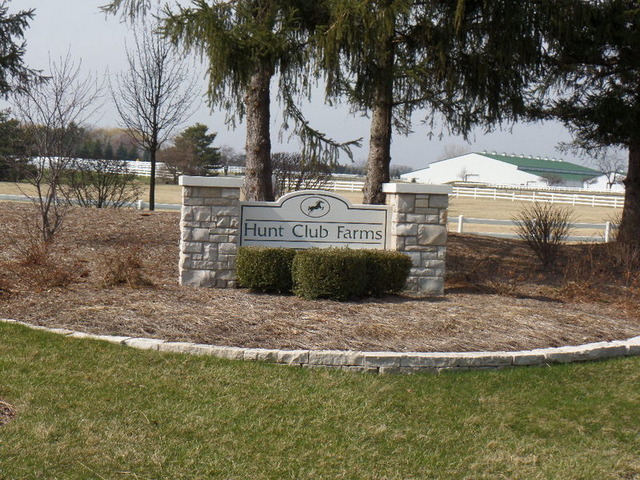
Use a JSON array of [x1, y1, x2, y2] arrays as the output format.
[[2, 318, 639, 374]]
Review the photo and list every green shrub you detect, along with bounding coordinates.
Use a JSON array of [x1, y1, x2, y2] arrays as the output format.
[[359, 250, 413, 296], [236, 247, 297, 293], [292, 248, 368, 301]]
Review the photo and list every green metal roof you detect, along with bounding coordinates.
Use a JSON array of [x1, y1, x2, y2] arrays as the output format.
[[480, 153, 601, 182]]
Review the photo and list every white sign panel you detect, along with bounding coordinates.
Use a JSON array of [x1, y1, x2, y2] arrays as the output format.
[[240, 190, 390, 249]]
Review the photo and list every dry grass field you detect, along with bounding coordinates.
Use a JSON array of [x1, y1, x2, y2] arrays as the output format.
[[0, 201, 638, 352]]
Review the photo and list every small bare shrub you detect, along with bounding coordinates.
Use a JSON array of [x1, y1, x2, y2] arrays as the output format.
[[513, 202, 574, 270], [100, 248, 153, 288], [6, 232, 80, 290]]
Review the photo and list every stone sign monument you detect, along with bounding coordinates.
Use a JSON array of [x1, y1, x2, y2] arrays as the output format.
[[240, 191, 390, 250], [179, 176, 451, 295]]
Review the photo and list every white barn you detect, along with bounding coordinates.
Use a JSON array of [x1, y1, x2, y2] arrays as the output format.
[[401, 152, 601, 189]]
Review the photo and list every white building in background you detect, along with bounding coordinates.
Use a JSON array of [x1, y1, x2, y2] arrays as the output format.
[[401, 152, 603, 189], [584, 173, 626, 192]]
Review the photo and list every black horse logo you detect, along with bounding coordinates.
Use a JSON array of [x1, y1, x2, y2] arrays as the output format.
[[307, 200, 325, 214]]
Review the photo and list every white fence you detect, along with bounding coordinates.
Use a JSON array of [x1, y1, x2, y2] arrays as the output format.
[[452, 215, 616, 243], [452, 186, 624, 209]]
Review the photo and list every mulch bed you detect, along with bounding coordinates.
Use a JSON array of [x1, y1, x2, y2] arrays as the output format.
[[1, 202, 639, 353]]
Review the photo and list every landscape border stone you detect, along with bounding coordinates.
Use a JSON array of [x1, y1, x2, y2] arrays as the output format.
[[3, 318, 639, 374]]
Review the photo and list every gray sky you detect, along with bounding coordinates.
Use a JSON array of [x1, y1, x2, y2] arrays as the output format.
[[3, 0, 589, 169]]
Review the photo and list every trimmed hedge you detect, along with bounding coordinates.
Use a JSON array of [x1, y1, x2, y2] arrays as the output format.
[[235, 247, 296, 293], [358, 249, 413, 296], [292, 248, 368, 301], [237, 247, 413, 301]]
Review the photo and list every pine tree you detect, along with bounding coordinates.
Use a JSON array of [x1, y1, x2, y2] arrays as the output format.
[[534, 0, 640, 245], [0, 2, 40, 96], [104, 0, 352, 201], [317, 0, 550, 203]]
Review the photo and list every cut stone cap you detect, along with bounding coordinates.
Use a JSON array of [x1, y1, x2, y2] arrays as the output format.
[[179, 175, 245, 188], [382, 182, 453, 195]]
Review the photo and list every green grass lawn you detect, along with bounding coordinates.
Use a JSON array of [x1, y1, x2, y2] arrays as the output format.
[[1, 322, 638, 480]]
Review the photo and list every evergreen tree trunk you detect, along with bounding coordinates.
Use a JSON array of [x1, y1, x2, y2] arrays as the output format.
[[618, 141, 640, 246], [244, 61, 274, 201], [362, 36, 394, 205]]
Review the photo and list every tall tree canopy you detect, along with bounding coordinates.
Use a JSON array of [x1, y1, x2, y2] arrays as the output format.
[[317, 0, 551, 203], [533, 0, 640, 245], [104, 0, 356, 201], [0, 1, 40, 96]]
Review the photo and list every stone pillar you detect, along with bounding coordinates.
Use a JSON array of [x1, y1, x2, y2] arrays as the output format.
[[382, 183, 452, 295], [179, 176, 243, 288]]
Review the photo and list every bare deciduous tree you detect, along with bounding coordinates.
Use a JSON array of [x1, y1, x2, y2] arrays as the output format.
[[594, 154, 626, 190], [111, 19, 198, 211], [12, 52, 102, 242], [272, 152, 332, 198]]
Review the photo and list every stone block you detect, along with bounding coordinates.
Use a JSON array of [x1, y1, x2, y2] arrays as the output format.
[[212, 207, 239, 218], [215, 216, 230, 228], [90, 334, 132, 344], [124, 337, 165, 350], [400, 354, 455, 368], [198, 187, 222, 198], [417, 225, 447, 246], [418, 277, 444, 295], [393, 237, 406, 250], [395, 194, 415, 213], [45, 327, 76, 335], [544, 344, 628, 363], [158, 342, 196, 354], [511, 352, 547, 366], [406, 214, 427, 224], [203, 197, 236, 207], [626, 336, 640, 355], [364, 352, 402, 368], [391, 212, 407, 223], [407, 252, 422, 265], [192, 206, 213, 222], [183, 197, 204, 206], [210, 235, 229, 244], [275, 350, 310, 365], [429, 195, 449, 209], [243, 348, 280, 362], [182, 241, 203, 254], [415, 197, 430, 209], [192, 260, 216, 270], [192, 228, 211, 242], [414, 208, 440, 217], [222, 188, 241, 199], [308, 350, 365, 366], [448, 352, 513, 367], [180, 269, 217, 287], [181, 206, 194, 221], [393, 223, 418, 236], [411, 267, 435, 277], [219, 243, 237, 255]]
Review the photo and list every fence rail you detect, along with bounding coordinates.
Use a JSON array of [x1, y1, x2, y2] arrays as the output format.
[[452, 186, 624, 209], [451, 215, 615, 243]]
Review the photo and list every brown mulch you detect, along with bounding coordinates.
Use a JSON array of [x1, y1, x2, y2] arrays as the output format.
[[0, 400, 16, 426], [1, 202, 639, 353]]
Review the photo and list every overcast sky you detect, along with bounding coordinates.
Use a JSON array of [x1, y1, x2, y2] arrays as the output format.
[[2, 0, 591, 169]]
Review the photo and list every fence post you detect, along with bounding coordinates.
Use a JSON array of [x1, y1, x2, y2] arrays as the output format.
[[457, 215, 464, 233], [604, 221, 612, 242]]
